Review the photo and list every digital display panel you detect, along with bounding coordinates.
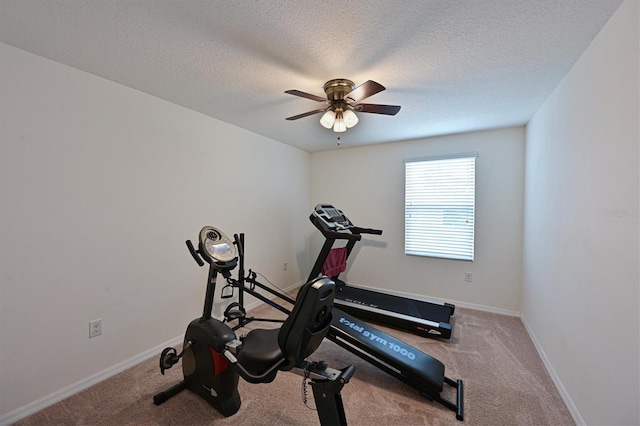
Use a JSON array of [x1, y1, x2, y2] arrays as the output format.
[[206, 241, 235, 261], [211, 243, 232, 255], [326, 208, 341, 219]]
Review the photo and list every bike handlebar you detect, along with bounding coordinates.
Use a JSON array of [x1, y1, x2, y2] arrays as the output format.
[[233, 234, 244, 257], [185, 240, 204, 267]]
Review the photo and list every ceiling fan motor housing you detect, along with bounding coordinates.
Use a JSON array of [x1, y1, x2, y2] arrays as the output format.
[[324, 79, 356, 102]]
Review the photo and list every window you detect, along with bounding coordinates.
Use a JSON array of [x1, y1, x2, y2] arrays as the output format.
[[405, 153, 476, 261]]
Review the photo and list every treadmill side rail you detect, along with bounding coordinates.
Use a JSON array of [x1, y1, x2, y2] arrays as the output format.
[[335, 299, 453, 339]]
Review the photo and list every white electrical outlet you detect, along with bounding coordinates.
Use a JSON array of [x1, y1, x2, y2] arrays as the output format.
[[464, 272, 473, 282], [89, 319, 102, 338]]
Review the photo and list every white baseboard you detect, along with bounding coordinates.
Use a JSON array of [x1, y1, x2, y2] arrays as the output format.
[[0, 335, 183, 426], [450, 299, 520, 317], [520, 315, 584, 425]]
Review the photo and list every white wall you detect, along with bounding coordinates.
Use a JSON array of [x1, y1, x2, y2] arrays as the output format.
[[522, 0, 639, 424], [2, 1, 637, 422], [310, 127, 525, 313], [0, 42, 311, 418]]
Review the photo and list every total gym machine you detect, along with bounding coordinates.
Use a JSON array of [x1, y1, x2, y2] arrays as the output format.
[[221, 232, 464, 421], [308, 203, 456, 339], [153, 226, 355, 425]]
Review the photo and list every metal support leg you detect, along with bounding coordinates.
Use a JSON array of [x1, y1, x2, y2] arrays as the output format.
[[307, 365, 355, 426]]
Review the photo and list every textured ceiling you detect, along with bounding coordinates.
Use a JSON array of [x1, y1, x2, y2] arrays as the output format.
[[0, 1, 624, 152]]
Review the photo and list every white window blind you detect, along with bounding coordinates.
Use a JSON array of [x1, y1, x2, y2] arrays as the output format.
[[405, 154, 476, 261]]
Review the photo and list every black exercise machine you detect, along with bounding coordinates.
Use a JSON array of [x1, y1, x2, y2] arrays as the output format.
[[224, 231, 464, 421], [219, 234, 292, 328], [308, 203, 456, 339], [153, 226, 354, 425]]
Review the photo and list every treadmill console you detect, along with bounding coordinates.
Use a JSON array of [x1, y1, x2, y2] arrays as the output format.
[[312, 204, 354, 231]]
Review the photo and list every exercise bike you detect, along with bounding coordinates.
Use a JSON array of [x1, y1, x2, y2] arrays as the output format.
[[153, 226, 355, 425]]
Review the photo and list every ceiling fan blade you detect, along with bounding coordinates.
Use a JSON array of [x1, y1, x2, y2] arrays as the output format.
[[284, 90, 327, 103], [357, 103, 401, 115], [346, 80, 386, 103], [285, 109, 326, 120]]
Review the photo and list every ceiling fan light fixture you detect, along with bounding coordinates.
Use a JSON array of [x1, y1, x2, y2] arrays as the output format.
[[320, 110, 336, 129], [343, 109, 359, 128], [333, 111, 346, 132]]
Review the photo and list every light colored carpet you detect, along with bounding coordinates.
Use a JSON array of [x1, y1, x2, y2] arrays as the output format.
[[16, 306, 574, 425]]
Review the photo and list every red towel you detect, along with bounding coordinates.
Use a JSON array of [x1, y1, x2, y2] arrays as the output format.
[[322, 247, 347, 278]]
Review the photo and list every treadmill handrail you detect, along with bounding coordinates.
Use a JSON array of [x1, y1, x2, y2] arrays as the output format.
[[318, 227, 362, 241], [350, 226, 383, 235]]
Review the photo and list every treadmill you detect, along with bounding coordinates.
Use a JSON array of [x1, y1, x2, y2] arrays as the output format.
[[308, 203, 456, 339]]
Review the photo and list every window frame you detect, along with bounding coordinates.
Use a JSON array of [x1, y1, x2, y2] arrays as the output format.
[[404, 152, 477, 261]]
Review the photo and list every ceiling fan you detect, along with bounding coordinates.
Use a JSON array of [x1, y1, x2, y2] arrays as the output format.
[[285, 79, 401, 132]]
